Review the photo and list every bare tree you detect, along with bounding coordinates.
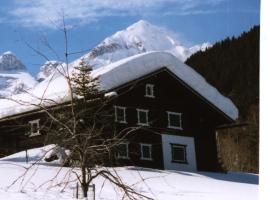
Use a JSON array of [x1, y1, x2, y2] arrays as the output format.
[[44, 59, 150, 199], [4, 16, 154, 200]]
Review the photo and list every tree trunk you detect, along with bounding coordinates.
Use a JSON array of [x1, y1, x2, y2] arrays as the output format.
[[81, 166, 88, 198]]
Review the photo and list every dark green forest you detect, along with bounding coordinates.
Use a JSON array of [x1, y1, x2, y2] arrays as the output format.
[[186, 26, 259, 173]]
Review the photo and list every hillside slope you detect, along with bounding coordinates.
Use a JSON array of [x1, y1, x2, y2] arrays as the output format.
[[186, 26, 259, 117], [186, 26, 259, 173]]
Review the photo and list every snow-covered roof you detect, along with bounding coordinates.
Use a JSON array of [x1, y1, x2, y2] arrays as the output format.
[[0, 52, 238, 120], [93, 52, 238, 120]]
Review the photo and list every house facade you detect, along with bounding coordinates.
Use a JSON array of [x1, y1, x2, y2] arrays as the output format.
[[0, 52, 238, 172]]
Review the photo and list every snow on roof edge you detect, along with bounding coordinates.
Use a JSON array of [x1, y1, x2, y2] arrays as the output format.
[[0, 51, 238, 120], [92, 51, 238, 120]]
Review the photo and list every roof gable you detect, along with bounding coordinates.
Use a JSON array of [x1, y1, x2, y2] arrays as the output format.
[[93, 52, 238, 120], [111, 68, 235, 123], [0, 52, 238, 120]]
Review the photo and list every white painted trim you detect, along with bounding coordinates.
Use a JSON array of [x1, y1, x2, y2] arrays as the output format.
[[144, 84, 155, 98], [114, 106, 127, 124], [162, 134, 197, 171], [140, 143, 153, 161], [28, 119, 41, 137], [136, 108, 149, 126], [167, 111, 183, 130], [117, 142, 130, 159]]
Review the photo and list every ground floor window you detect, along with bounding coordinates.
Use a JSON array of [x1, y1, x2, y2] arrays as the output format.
[[171, 143, 187, 163], [140, 143, 152, 160], [117, 142, 129, 159]]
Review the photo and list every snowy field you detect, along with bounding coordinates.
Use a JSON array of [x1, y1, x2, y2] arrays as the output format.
[[0, 147, 258, 200]]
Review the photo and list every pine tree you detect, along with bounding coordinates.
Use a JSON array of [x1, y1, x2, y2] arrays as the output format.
[[44, 60, 146, 198], [71, 60, 104, 103], [46, 60, 110, 197], [186, 26, 259, 173]]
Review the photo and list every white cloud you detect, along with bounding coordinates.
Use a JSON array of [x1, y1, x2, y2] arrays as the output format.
[[9, 0, 226, 28]]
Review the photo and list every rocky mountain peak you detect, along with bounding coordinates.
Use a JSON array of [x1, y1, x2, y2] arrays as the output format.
[[81, 20, 210, 68], [0, 51, 26, 72], [37, 60, 63, 82]]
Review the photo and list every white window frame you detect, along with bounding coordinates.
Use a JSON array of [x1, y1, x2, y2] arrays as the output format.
[[28, 119, 41, 137], [136, 108, 149, 126], [140, 143, 152, 161], [167, 111, 183, 130], [114, 106, 127, 124], [117, 142, 129, 159], [145, 84, 155, 98], [171, 143, 187, 163]]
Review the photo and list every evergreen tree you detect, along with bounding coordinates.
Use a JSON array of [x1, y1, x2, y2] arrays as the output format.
[[71, 60, 104, 102], [186, 26, 259, 173], [45, 60, 146, 198]]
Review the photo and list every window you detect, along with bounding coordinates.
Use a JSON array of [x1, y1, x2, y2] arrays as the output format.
[[114, 106, 127, 124], [140, 143, 152, 160], [167, 111, 183, 130], [117, 142, 129, 159], [145, 84, 155, 98], [171, 144, 187, 163], [29, 119, 41, 137], [137, 109, 149, 126]]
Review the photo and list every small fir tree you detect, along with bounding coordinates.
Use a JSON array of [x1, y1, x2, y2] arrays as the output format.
[[44, 60, 148, 199]]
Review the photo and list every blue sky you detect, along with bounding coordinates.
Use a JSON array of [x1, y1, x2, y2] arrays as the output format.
[[0, 0, 260, 76]]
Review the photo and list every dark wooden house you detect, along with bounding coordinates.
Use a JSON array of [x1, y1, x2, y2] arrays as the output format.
[[0, 52, 238, 172]]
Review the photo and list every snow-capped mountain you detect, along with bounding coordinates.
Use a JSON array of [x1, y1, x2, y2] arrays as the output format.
[[0, 20, 211, 98], [37, 61, 64, 82], [36, 20, 210, 81], [0, 51, 26, 71], [0, 51, 37, 98], [79, 20, 211, 69]]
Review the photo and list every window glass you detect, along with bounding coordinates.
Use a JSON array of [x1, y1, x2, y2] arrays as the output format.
[[171, 144, 186, 163], [118, 143, 129, 158], [32, 123, 38, 133], [170, 114, 181, 127], [141, 144, 152, 159], [138, 110, 148, 125], [29, 119, 40, 137], [145, 84, 154, 98], [115, 106, 126, 123], [167, 112, 183, 129]]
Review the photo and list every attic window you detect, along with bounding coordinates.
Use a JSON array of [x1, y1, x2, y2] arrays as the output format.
[[114, 106, 127, 124], [145, 84, 155, 98], [167, 111, 183, 130], [29, 119, 41, 137]]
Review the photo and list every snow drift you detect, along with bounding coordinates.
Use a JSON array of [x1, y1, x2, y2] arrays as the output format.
[[0, 145, 258, 200]]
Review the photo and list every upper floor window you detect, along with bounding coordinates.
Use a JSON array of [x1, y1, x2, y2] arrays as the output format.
[[167, 111, 183, 130], [171, 143, 187, 163], [145, 84, 155, 98], [114, 106, 127, 124], [117, 142, 129, 159], [29, 119, 41, 137], [137, 109, 149, 126], [140, 143, 152, 160]]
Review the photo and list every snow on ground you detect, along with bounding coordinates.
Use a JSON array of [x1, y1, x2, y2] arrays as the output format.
[[0, 146, 258, 200]]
